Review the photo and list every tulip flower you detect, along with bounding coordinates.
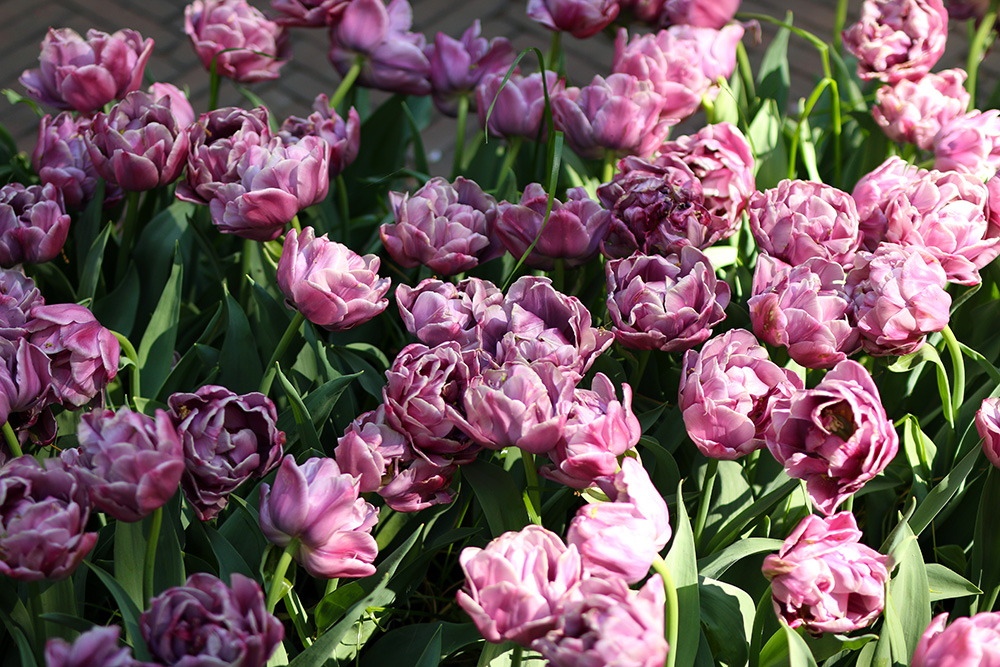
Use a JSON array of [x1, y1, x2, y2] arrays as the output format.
[[185, 0, 291, 83], [395, 278, 502, 349], [259, 456, 379, 578], [148, 82, 196, 128], [278, 95, 360, 177], [842, 0, 949, 83], [976, 397, 1000, 469], [766, 360, 899, 515], [526, 0, 620, 38], [19, 27, 153, 113], [763, 512, 890, 634], [661, 0, 740, 27], [933, 109, 1000, 182], [426, 21, 514, 116], [33, 113, 110, 210], [912, 613, 1000, 666], [168, 385, 285, 521], [873, 69, 969, 151], [476, 71, 565, 140], [277, 227, 390, 331], [271, 0, 348, 26], [45, 626, 140, 667], [0, 183, 70, 268]]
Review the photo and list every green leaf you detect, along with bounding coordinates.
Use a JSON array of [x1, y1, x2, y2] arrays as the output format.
[[706, 478, 798, 554], [909, 445, 981, 537], [92, 265, 140, 336], [972, 466, 1000, 611], [362, 623, 483, 667], [275, 364, 323, 453], [755, 13, 791, 116], [747, 99, 789, 190], [75, 179, 108, 268], [925, 563, 981, 602], [219, 283, 264, 394], [316, 581, 368, 632], [77, 222, 113, 303], [114, 520, 146, 611], [288, 528, 421, 667], [0, 608, 37, 667], [131, 200, 194, 318], [332, 346, 383, 399], [888, 345, 954, 426], [136, 246, 182, 399], [277, 372, 360, 454], [85, 561, 151, 661], [697, 538, 784, 579], [699, 577, 754, 667], [463, 458, 530, 536], [901, 415, 936, 499], [884, 519, 931, 660], [666, 481, 700, 667], [783, 622, 819, 667]]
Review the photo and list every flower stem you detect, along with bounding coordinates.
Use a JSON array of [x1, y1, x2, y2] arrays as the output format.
[[266, 539, 299, 614], [511, 645, 523, 667], [941, 324, 966, 426], [116, 191, 142, 284], [2, 422, 22, 458], [330, 56, 363, 111], [693, 458, 719, 550], [336, 174, 350, 244], [632, 349, 651, 389], [522, 452, 543, 525], [602, 151, 616, 183], [143, 506, 162, 604], [495, 136, 523, 195], [209, 57, 222, 111], [451, 93, 470, 180], [547, 31, 563, 76], [967, 0, 1000, 109], [111, 331, 141, 401], [260, 311, 307, 395], [832, 0, 849, 55], [651, 555, 679, 667]]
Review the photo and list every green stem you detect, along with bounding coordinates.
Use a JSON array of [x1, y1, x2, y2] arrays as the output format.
[[143, 507, 162, 604], [522, 452, 542, 524], [788, 78, 832, 180], [330, 56, 363, 111], [511, 645, 523, 667], [602, 150, 616, 183], [633, 349, 651, 388], [495, 136, 523, 194], [693, 458, 720, 550], [832, 0, 849, 56], [27, 581, 42, 654], [112, 331, 141, 400], [289, 215, 301, 234], [941, 325, 966, 424], [209, 59, 221, 111], [116, 191, 142, 284], [451, 93, 470, 180], [2, 422, 22, 458], [651, 556, 679, 667], [266, 539, 299, 614], [552, 258, 565, 293], [260, 311, 307, 395], [547, 31, 563, 76], [967, 0, 1000, 109], [336, 174, 350, 244]]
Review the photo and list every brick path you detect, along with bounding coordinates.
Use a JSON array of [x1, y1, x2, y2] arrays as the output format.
[[3, 0, 998, 171]]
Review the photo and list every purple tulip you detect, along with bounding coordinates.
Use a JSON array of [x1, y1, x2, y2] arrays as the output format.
[[495, 185, 611, 270], [842, 0, 949, 83], [847, 243, 951, 356], [526, 0, 620, 38], [749, 256, 861, 369], [873, 69, 969, 151], [617, 0, 666, 23], [552, 74, 672, 160], [271, 0, 348, 26], [541, 374, 641, 489], [766, 360, 899, 515], [186, 0, 290, 83], [335, 405, 459, 512], [944, 0, 989, 18], [461, 361, 574, 454], [426, 21, 515, 116], [86, 91, 190, 192], [679, 328, 803, 460], [32, 113, 110, 210], [913, 613, 1000, 666], [383, 342, 474, 456], [176, 106, 273, 206], [45, 626, 144, 667], [457, 525, 584, 645], [279, 95, 360, 177], [328, 0, 431, 97], [209, 136, 330, 241], [278, 227, 390, 331], [567, 458, 670, 582], [0, 268, 43, 341], [26, 304, 120, 408], [934, 109, 1000, 182], [0, 338, 57, 433], [382, 177, 501, 276], [148, 83, 196, 129], [763, 512, 889, 635], [977, 398, 1000, 469], [661, 0, 740, 27], [749, 180, 862, 267], [612, 25, 743, 123], [606, 248, 730, 352], [482, 276, 613, 374], [168, 385, 285, 521], [395, 277, 503, 348], [20, 27, 153, 113], [476, 71, 565, 141], [532, 575, 667, 667], [0, 183, 70, 268], [141, 573, 283, 667], [0, 456, 97, 581], [657, 122, 755, 230], [598, 155, 727, 257], [259, 455, 379, 578], [64, 408, 183, 522]]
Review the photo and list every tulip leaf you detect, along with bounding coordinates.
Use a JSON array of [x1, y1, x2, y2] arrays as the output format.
[[924, 563, 981, 602], [289, 528, 421, 667], [0, 608, 36, 667], [92, 265, 140, 336], [901, 415, 936, 500], [78, 222, 113, 304], [909, 444, 981, 537], [137, 245, 182, 400], [888, 344, 954, 426], [883, 518, 931, 661], [219, 283, 264, 394], [114, 520, 146, 612], [462, 458, 530, 537], [782, 622, 819, 667], [84, 561, 151, 661], [362, 622, 483, 667], [275, 363, 323, 454], [756, 13, 791, 117], [332, 346, 386, 399], [666, 480, 700, 667], [972, 467, 1000, 612], [705, 478, 798, 555], [697, 538, 784, 579], [699, 577, 754, 667], [131, 200, 194, 327], [276, 371, 360, 454], [747, 99, 788, 191]]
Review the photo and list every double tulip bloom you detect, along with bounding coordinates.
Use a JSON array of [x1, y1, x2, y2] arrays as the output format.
[[426, 21, 514, 116], [0, 183, 70, 268], [20, 27, 153, 113], [913, 613, 1000, 666], [186, 0, 291, 82], [33, 113, 109, 210], [526, 0, 619, 38], [476, 71, 565, 141], [975, 397, 1000, 469], [842, 0, 949, 83], [873, 69, 969, 151], [763, 512, 889, 634], [933, 109, 1000, 182], [395, 277, 502, 349], [279, 95, 360, 177]]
